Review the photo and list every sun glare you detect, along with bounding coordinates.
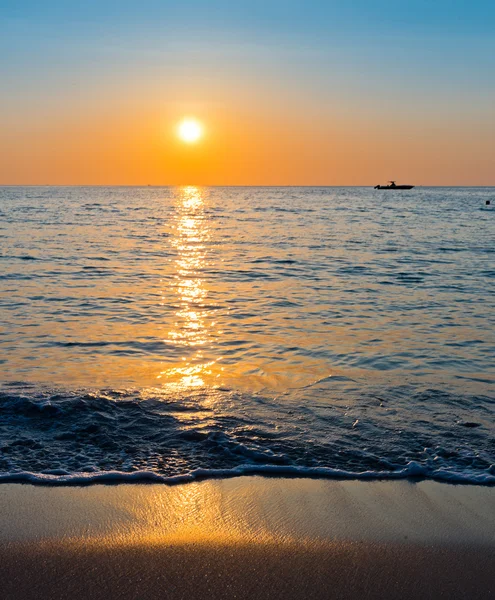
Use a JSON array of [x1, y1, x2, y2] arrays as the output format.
[[178, 119, 203, 144]]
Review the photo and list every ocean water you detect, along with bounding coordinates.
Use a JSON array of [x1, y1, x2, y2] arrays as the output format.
[[0, 186, 494, 484]]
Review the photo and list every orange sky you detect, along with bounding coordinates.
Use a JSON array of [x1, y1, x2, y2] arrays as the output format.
[[2, 101, 494, 186]]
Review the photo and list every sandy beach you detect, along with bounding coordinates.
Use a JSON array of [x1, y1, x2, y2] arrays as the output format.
[[1, 477, 494, 599]]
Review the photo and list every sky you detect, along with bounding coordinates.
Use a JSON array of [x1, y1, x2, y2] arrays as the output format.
[[1, 0, 494, 185]]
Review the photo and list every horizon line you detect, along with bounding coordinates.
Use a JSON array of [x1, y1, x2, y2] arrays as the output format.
[[1, 184, 495, 188]]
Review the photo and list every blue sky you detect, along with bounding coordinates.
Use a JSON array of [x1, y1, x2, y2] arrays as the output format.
[[3, 1, 494, 109]]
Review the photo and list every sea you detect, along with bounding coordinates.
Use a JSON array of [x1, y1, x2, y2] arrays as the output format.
[[0, 186, 494, 485]]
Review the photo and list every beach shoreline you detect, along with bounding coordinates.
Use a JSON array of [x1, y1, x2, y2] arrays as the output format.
[[1, 477, 494, 599]]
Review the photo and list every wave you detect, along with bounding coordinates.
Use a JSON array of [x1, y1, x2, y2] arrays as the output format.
[[1, 462, 494, 486], [1, 384, 494, 486]]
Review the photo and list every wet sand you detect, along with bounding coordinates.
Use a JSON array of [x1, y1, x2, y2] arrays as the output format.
[[0, 477, 494, 599]]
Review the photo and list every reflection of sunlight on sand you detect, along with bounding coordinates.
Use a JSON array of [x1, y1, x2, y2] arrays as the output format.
[[159, 186, 222, 390], [38, 479, 495, 550], [64, 479, 316, 547]]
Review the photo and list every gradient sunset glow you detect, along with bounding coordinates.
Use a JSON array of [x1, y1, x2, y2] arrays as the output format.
[[1, 1, 494, 186]]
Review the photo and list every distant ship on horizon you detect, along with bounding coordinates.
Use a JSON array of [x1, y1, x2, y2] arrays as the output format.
[[374, 181, 414, 190]]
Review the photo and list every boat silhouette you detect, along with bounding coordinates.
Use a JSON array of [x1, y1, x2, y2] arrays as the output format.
[[374, 181, 414, 190]]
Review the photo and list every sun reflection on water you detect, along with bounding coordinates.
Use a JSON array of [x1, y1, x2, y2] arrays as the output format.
[[159, 186, 221, 390]]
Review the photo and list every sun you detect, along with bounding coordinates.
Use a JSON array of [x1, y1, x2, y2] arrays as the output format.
[[177, 118, 203, 143]]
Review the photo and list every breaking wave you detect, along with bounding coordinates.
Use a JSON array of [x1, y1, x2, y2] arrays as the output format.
[[1, 385, 493, 486]]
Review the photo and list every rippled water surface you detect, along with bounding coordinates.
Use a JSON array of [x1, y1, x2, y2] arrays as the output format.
[[0, 186, 494, 483]]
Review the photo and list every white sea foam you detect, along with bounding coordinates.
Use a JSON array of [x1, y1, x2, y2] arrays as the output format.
[[1, 462, 494, 486]]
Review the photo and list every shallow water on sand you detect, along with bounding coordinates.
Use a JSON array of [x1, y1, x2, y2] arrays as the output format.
[[0, 186, 494, 483]]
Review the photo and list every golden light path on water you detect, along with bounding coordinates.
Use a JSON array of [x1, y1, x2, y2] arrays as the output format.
[[158, 186, 222, 391], [2, 185, 491, 401]]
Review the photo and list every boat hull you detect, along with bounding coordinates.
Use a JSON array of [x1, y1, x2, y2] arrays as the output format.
[[374, 185, 414, 190]]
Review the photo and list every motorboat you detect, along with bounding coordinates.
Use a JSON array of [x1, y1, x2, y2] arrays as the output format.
[[374, 181, 414, 190]]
